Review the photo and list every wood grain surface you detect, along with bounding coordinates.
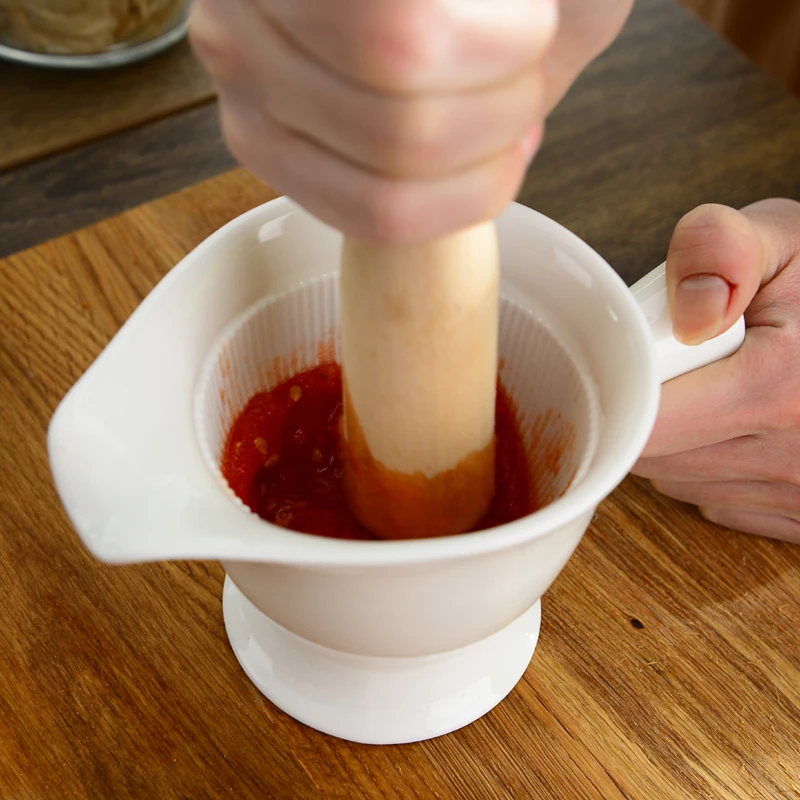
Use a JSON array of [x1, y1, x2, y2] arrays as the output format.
[[2, 0, 799, 284], [2, 169, 799, 800], [1, 0, 800, 797], [0, 103, 235, 260], [0, 39, 214, 171], [680, 0, 800, 96]]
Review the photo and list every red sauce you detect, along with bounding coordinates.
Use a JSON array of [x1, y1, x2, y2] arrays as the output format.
[[220, 362, 533, 540]]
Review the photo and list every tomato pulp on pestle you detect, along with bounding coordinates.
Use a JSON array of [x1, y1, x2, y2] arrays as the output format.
[[220, 362, 533, 540]]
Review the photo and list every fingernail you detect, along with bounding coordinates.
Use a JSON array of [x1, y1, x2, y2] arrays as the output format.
[[673, 274, 731, 345], [519, 124, 543, 163]]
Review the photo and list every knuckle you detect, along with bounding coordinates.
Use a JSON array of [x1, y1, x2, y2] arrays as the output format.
[[777, 395, 800, 433], [527, 69, 548, 116], [360, 183, 417, 243], [363, 2, 446, 91], [219, 110, 251, 164], [668, 207, 734, 269], [488, 156, 527, 215], [219, 105, 272, 175], [371, 100, 444, 176], [756, 342, 800, 433], [668, 203, 763, 286], [698, 506, 719, 524], [529, 0, 559, 53], [786, 487, 800, 515], [189, 0, 246, 81], [783, 459, 800, 489]]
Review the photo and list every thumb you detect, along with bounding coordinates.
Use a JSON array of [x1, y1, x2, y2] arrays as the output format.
[[642, 198, 800, 458], [666, 202, 768, 345]]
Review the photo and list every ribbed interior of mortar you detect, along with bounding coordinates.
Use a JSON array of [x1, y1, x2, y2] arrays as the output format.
[[194, 274, 599, 518]]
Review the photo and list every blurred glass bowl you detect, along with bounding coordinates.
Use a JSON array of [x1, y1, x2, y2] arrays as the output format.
[[0, 0, 189, 69]]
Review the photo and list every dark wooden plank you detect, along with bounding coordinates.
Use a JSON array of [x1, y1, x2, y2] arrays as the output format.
[[0, 103, 235, 260], [0, 39, 214, 171], [2, 0, 798, 286]]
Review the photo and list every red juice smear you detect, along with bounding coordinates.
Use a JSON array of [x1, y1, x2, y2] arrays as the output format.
[[220, 362, 532, 540]]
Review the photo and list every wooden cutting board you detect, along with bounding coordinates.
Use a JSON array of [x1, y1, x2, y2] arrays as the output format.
[[1, 168, 799, 800], [0, 39, 214, 171]]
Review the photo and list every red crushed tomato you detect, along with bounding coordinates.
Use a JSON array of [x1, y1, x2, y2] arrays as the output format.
[[220, 362, 533, 540]]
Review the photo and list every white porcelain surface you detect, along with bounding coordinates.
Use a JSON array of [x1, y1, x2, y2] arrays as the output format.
[[630, 263, 745, 382], [222, 511, 589, 659], [48, 197, 744, 744], [224, 576, 541, 745], [48, 198, 659, 567]]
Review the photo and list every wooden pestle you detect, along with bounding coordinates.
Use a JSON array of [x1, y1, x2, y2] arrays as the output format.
[[340, 222, 500, 540]]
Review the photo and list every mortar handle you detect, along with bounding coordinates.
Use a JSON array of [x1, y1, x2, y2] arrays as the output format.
[[631, 262, 745, 383]]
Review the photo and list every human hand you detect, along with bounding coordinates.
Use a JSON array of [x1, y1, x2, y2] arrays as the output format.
[[188, 0, 634, 244], [633, 199, 800, 543]]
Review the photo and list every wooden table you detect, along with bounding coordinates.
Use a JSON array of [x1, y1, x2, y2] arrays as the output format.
[[0, 40, 214, 172], [2, 1, 800, 798]]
